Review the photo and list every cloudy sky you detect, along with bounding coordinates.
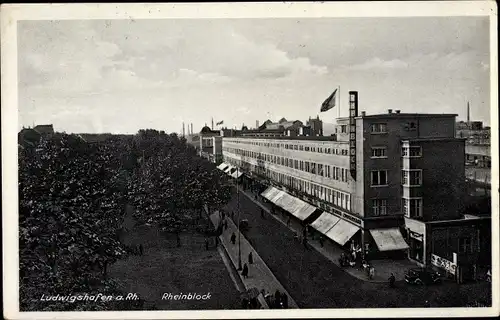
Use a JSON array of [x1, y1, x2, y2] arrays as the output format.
[[18, 17, 490, 134]]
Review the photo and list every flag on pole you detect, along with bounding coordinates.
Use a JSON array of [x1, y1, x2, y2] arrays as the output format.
[[320, 88, 338, 112], [216, 120, 224, 126]]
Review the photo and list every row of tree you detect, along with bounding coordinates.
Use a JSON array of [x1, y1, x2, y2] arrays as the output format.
[[19, 129, 231, 311]]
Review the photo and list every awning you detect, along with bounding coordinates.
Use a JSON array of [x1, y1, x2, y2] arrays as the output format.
[[231, 171, 243, 179], [310, 212, 340, 234], [370, 228, 409, 252], [264, 189, 317, 221], [217, 163, 229, 171], [261, 187, 274, 199], [324, 219, 360, 246], [223, 165, 234, 173]]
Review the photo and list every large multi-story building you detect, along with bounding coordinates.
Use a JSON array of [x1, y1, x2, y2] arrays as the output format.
[[218, 91, 490, 281]]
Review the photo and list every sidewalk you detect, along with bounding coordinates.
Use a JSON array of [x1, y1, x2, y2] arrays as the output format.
[[239, 187, 415, 283], [209, 212, 299, 309]]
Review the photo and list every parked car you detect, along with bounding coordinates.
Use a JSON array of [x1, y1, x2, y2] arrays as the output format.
[[405, 268, 442, 285]]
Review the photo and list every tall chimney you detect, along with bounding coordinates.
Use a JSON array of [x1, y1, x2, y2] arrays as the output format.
[[191, 123, 193, 135], [467, 101, 470, 127], [211, 117, 214, 130], [256, 120, 259, 129], [182, 122, 185, 137], [388, 109, 393, 114]]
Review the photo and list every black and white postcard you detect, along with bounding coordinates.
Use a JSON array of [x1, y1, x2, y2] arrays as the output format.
[[2, 2, 498, 319]]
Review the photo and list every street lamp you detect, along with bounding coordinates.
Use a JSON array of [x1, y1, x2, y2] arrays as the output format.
[[236, 167, 242, 271]]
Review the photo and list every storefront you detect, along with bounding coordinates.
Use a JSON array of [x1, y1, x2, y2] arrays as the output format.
[[408, 230, 424, 264]]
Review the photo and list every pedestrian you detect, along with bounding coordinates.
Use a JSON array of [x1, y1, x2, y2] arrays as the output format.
[[231, 232, 236, 244], [274, 290, 281, 308], [369, 266, 375, 280], [139, 244, 144, 255], [389, 273, 395, 288], [242, 263, 249, 278], [248, 252, 254, 264], [319, 236, 324, 247], [223, 219, 228, 230], [282, 293, 288, 308], [205, 238, 209, 251]]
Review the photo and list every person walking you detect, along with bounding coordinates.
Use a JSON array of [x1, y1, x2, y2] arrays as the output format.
[[223, 219, 228, 230], [242, 263, 249, 279], [369, 265, 375, 280], [389, 273, 396, 288], [248, 252, 254, 264], [231, 232, 236, 244], [260, 208, 265, 218]]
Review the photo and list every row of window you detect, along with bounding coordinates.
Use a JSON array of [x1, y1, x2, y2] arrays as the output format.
[[224, 154, 352, 211], [223, 147, 350, 182], [225, 139, 349, 156]]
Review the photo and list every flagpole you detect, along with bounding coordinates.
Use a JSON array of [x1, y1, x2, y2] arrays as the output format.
[[337, 85, 341, 120]]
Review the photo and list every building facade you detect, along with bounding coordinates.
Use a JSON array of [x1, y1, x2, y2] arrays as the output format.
[[218, 94, 489, 276]]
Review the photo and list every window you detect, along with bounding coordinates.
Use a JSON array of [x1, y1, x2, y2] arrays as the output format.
[[318, 164, 324, 176], [371, 123, 387, 133], [341, 125, 347, 133], [346, 194, 351, 211], [403, 198, 423, 218], [372, 199, 388, 216], [311, 163, 316, 174], [294, 160, 298, 169], [402, 170, 422, 186], [341, 168, 345, 182], [371, 170, 388, 186], [459, 238, 472, 253], [402, 146, 422, 157], [371, 147, 387, 158]]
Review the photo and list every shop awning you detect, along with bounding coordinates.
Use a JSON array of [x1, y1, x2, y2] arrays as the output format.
[[264, 189, 317, 221], [217, 163, 229, 171], [261, 187, 274, 199], [310, 212, 340, 234], [370, 228, 409, 252], [324, 219, 360, 246], [223, 165, 234, 173], [231, 171, 243, 179]]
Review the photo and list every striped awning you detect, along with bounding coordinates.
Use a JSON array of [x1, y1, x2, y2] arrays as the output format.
[[310, 212, 340, 234], [370, 228, 409, 252], [217, 163, 229, 171], [324, 219, 360, 246], [262, 187, 317, 221]]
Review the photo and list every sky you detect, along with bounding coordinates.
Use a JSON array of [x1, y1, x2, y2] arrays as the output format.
[[18, 17, 491, 134]]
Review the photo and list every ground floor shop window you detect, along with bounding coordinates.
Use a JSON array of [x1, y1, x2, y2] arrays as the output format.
[[409, 237, 423, 263]]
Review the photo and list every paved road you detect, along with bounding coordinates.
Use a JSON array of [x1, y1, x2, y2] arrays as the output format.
[[223, 187, 491, 308]]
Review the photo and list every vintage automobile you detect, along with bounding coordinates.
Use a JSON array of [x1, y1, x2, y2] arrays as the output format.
[[405, 268, 442, 285]]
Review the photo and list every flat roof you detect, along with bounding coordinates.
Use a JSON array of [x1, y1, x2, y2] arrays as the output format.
[[223, 135, 341, 142], [336, 113, 458, 121]]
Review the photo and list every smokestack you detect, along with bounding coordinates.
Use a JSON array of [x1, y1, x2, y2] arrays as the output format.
[[388, 109, 393, 114], [211, 118, 214, 130], [467, 101, 470, 127], [256, 120, 259, 129], [182, 122, 185, 137], [361, 111, 366, 116], [191, 123, 193, 135]]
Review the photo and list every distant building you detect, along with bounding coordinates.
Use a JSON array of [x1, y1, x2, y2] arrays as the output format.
[[306, 116, 323, 136], [198, 126, 222, 164], [33, 124, 54, 136]]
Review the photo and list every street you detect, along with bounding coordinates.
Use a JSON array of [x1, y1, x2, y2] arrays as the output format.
[[223, 187, 491, 308]]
